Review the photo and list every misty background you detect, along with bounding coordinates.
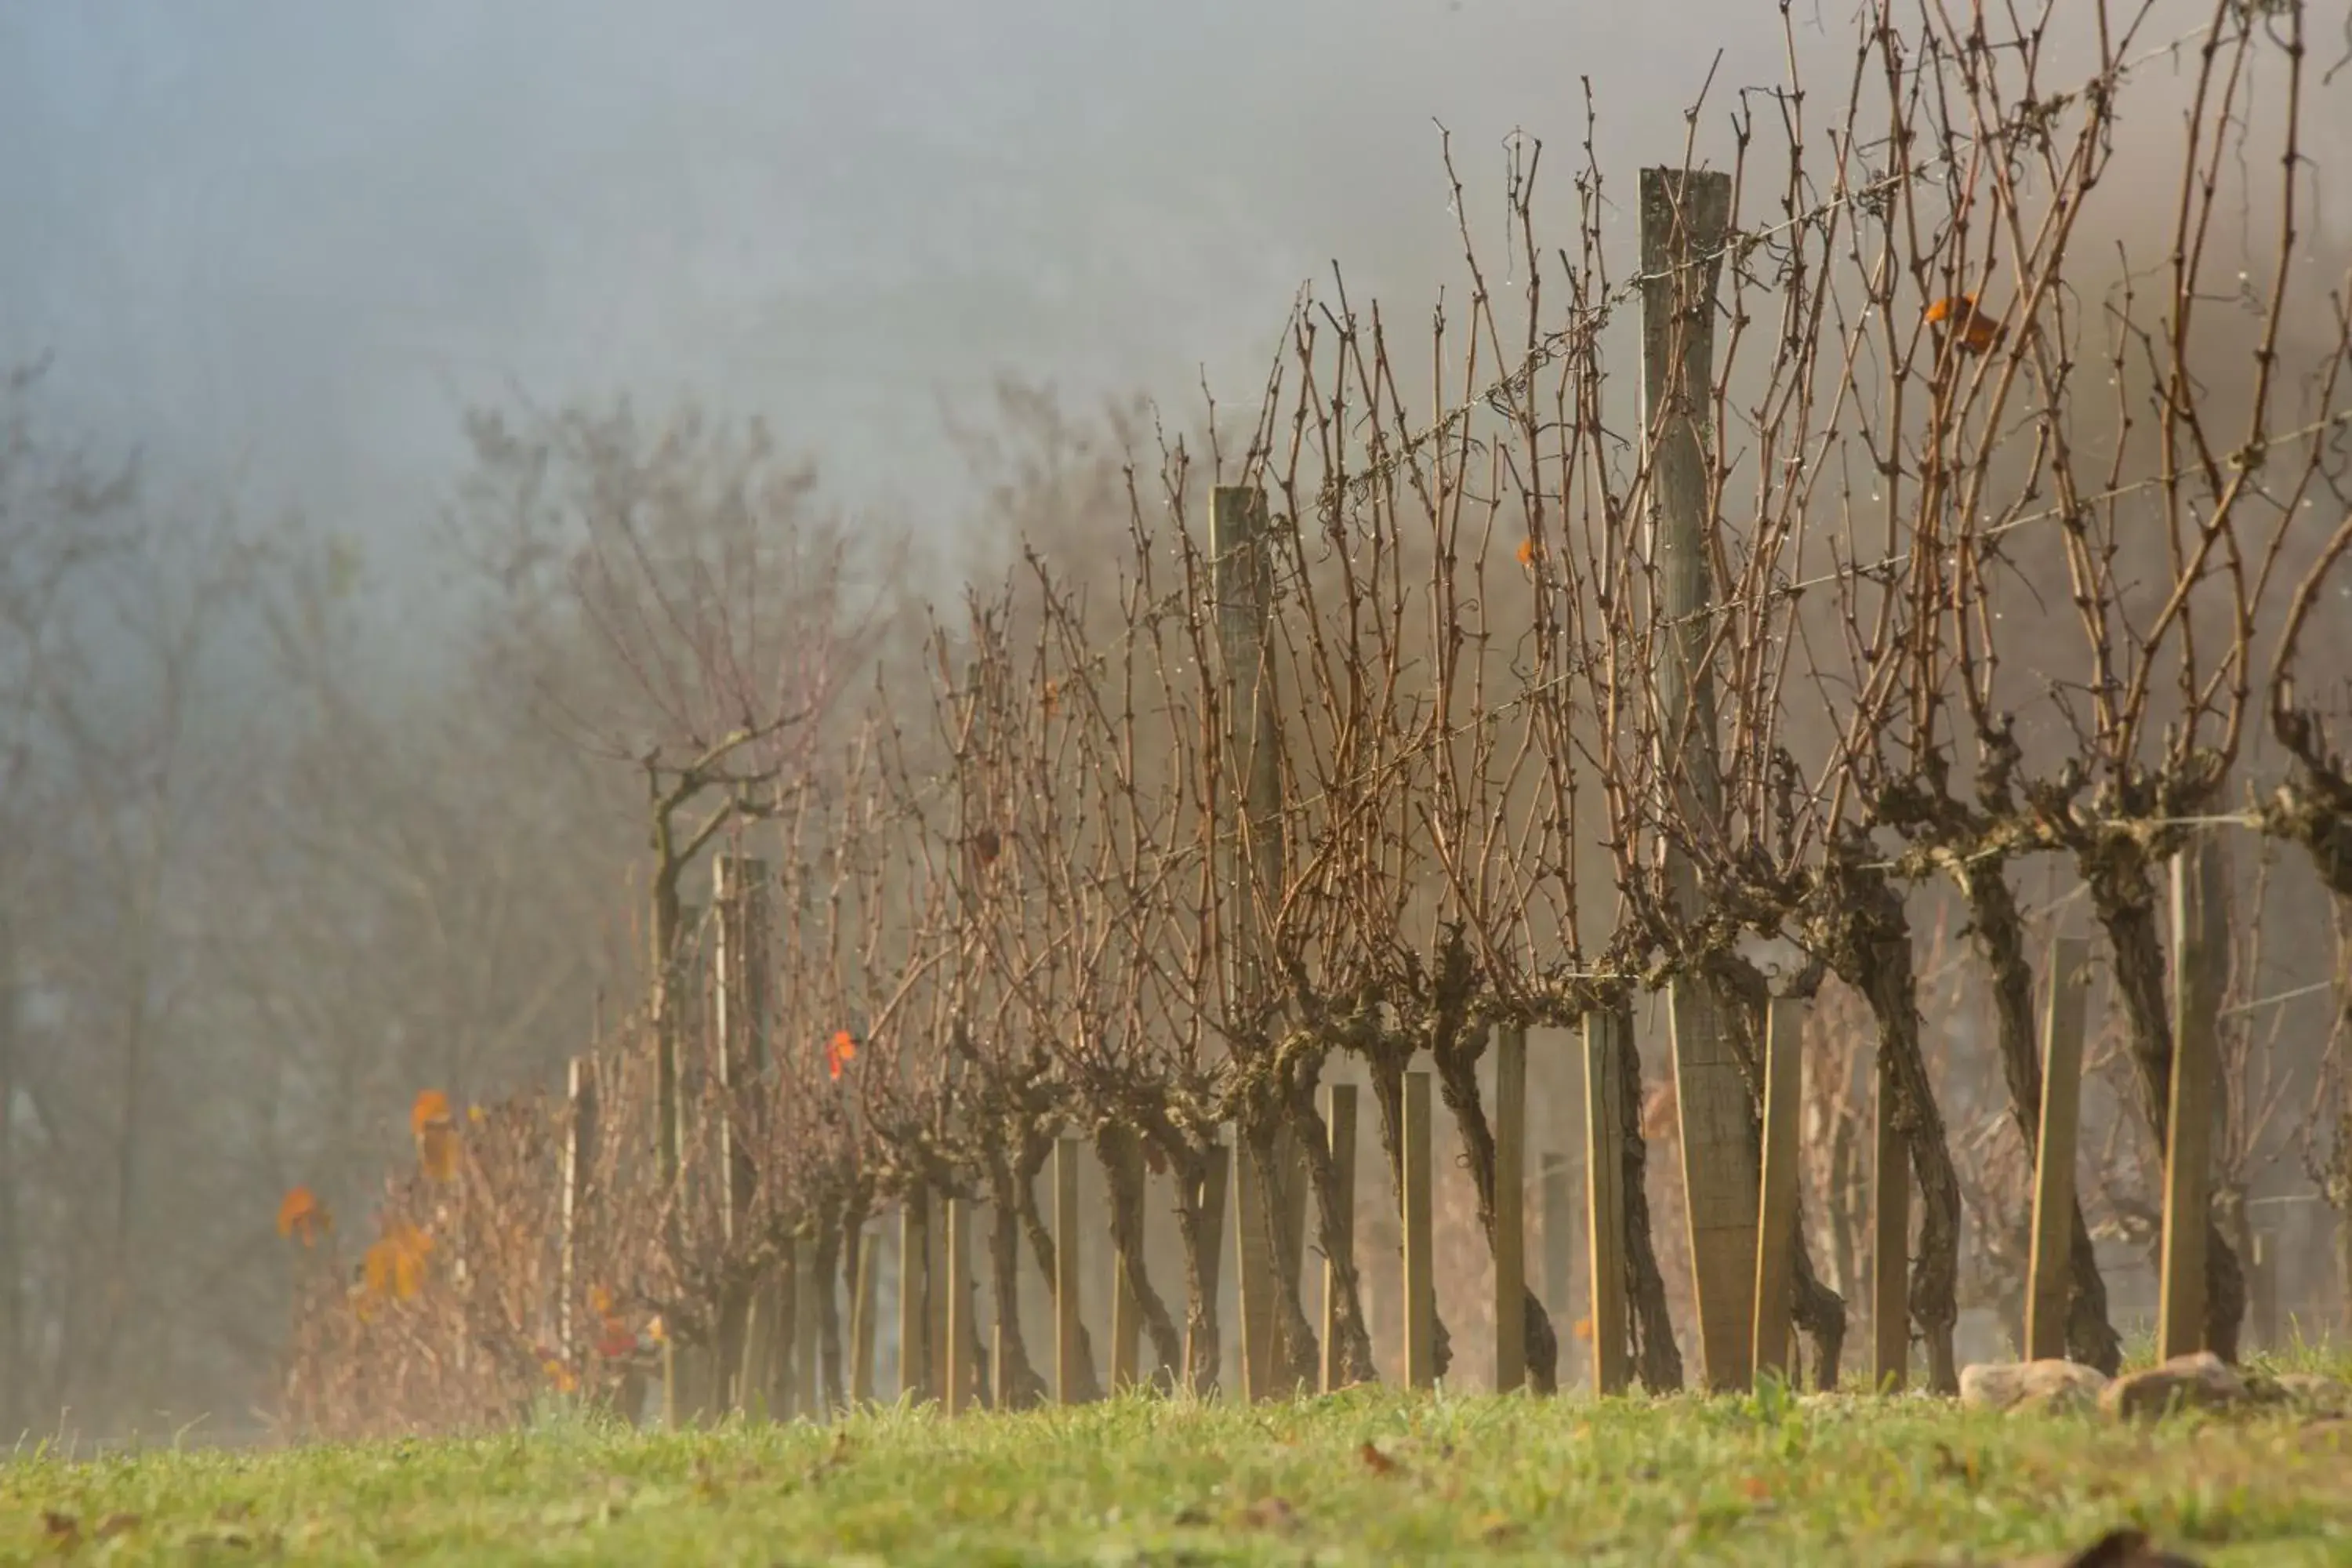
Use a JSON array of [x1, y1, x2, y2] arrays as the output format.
[[2, 1, 1797, 583], [4, 1, 2347, 1440]]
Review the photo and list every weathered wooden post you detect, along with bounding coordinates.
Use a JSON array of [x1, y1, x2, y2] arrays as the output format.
[[712, 855, 772, 1411], [2158, 834, 2227, 1359], [772, 1245, 800, 1419], [945, 1196, 974, 1415], [1494, 1027, 1529, 1392], [898, 1195, 931, 1403], [1752, 999, 1805, 1385], [1232, 1125, 1276, 1403], [790, 1237, 820, 1417], [1054, 1136, 1087, 1404], [1403, 1069, 1436, 1390], [1105, 1131, 1144, 1392], [654, 895, 702, 1426], [1639, 164, 1755, 1395], [1541, 1152, 1573, 1336], [1212, 482, 1308, 1399], [851, 1232, 879, 1405], [2249, 1229, 2278, 1353], [559, 1055, 599, 1369], [1583, 1008, 1632, 1395], [928, 1190, 952, 1406], [1321, 1083, 1359, 1394], [2024, 935, 2092, 1361]]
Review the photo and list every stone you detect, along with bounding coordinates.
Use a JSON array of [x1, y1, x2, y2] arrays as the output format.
[[2097, 1352, 2249, 1421], [1959, 1359, 2111, 1414]]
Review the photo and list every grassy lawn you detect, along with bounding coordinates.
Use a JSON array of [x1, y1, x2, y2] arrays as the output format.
[[6, 1381, 2351, 1566]]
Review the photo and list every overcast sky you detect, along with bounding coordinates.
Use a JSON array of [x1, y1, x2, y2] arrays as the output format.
[[0, 2, 1818, 565]]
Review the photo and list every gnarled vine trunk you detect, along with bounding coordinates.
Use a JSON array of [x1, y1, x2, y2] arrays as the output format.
[[1705, 956, 1847, 1389], [1367, 1046, 1453, 1379], [2087, 854, 2246, 1360], [982, 1153, 1048, 1409], [1283, 1077, 1377, 1386], [1014, 1145, 1104, 1403], [1964, 869, 2122, 1373], [1429, 1022, 1559, 1393], [1094, 1123, 1185, 1384], [1606, 1004, 1684, 1393], [1172, 1148, 1223, 1396]]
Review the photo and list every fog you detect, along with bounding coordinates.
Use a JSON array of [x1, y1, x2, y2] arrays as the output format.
[[1, 0, 1802, 579], [3, 1, 2346, 1442]]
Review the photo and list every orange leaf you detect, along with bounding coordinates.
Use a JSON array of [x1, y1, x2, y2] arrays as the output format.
[[362, 1240, 396, 1298], [588, 1283, 615, 1317], [1572, 1315, 1595, 1341], [827, 1030, 858, 1081], [1515, 535, 1537, 566], [363, 1221, 434, 1302], [275, 1186, 330, 1247], [410, 1089, 453, 1139]]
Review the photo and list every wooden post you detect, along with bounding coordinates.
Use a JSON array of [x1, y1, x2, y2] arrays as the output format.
[[1751, 998, 1805, 1385], [1054, 1136, 1086, 1405], [781, 1250, 809, 1420], [1403, 1069, 1436, 1390], [2159, 835, 2227, 1359], [1871, 1029, 1911, 1392], [898, 1195, 931, 1403], [991, 1322, 1011, 1411], [1101, 1128, 1138, 1382], [1671, 981, 1759, 1394], [1211, 482, 1283, 985], [1321, 1083, 1359, 1394], [945, 1196, 974, 1415], [1213, 481, 1289, 1403], [794, 1237, 822, 1417], [1541, 1152, 1573, 1324], [1583, 1009, 1632, 1395], [712, 856, 771, 1412], [655, 896, 703, 1427], [1494, 1027, 1529, 1393], [1233, 1131, 1275, 1403], [1639, 165, 1754, 1396], [1185, 1145, 1231, 1393], [851, 1234, 879, 1406], [2024, 935, 2092, 1362], [1105, 1129, 1143, 1392], [928, 1191, 951, 1407], [559, 1055, 599, 1367], [2250, 1229, 2278, 1353]]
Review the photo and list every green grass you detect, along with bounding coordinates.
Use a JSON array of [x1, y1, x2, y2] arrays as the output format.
[[5, 1382, 2350, 1566]]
